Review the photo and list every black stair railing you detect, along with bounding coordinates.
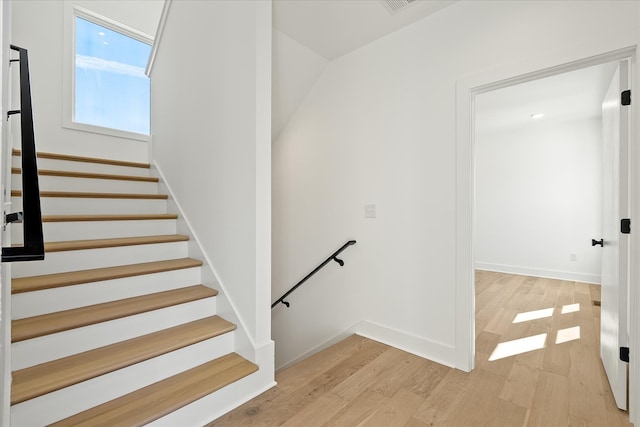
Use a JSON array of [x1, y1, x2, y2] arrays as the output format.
[[272, 240, 356, 309], [2, 45, 44, 262]]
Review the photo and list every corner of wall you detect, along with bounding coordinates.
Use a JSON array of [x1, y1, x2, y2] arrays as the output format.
[[151, 159, 276, 409], [152, 161, 257, 353], [145, 0, 171, 77]]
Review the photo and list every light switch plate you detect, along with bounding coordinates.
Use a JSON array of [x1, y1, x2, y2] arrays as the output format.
[[365, 204, 376, 218]]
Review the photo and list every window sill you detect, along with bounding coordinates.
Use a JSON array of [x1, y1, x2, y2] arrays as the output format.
[[63, 120, 150, 142]]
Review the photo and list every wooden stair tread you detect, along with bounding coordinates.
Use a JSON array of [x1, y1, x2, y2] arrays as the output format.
[[12, 167, 159, 182], [42, 213, 178, 222], [11, 190, 168, 199], [11, 316, 236, 404], [12, 258, 203, 294], [42, 235, 189, 253], [49, 353, 258, 427], [12, 285, 218, 342], [12, 149, 150, 169]]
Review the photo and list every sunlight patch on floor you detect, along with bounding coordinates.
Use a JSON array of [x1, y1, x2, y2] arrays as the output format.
[[488, 333, 547, 361], [512, 307, 554, 323], [555, 326, 580, 344], [488, 283, 585, 362], [561, 303, 580, 314]]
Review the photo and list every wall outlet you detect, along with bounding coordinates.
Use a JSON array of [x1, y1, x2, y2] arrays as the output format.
[[364, 204, 376, 218], [569, 254, 577, 262]]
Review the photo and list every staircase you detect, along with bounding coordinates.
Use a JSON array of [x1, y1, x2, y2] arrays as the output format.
[[8, 149, 258, 426]]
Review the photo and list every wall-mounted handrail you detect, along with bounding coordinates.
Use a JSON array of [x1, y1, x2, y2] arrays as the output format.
[[2, 45, 44, 262], [272, 240, 356, 309]]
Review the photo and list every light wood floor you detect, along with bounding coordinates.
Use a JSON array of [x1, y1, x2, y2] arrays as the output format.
[[210, 272, 631, 426]]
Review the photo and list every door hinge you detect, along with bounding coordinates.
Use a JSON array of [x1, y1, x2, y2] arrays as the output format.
[[620, 346, 630, 363], [621, 90, 631, 106], [621, 218, 631, 234]]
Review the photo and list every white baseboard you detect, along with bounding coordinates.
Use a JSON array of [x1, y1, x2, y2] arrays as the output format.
[[475, 262, 601, 285], [354, 321, 456, 369], [276, 324, 360, 371], [277, 320, 457, 372]]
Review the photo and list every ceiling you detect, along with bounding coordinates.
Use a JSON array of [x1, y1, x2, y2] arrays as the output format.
[[475, 62, 619, 134], [272, 0, 457, 60]]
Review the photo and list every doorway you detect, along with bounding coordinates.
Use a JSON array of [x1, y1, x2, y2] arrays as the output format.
[[473, 60, 629, 419], [454, 47, 637, 424], [474, 63, 613, 285]]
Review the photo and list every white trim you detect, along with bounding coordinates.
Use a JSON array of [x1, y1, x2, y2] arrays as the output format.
[[354, 321, 456, 369], [254, 0, 272, 347], [475, 263, 601, 285], [73, 4, 154, 44], [147, 358, 275, 427], [276, 320, 456, 371], [0, 1, 12, 423], [150, 161, 276, 418], [629, 48, 640, 427], [62, 1, 152, 141], [146, 0, 172, 77], [152, 160, 258, 351], [456, 43, 637, 403], [275, 322, 360, 371], [455, 74, 475, 372], [62, 121, 150, 142], [62, 0, 74, 139]]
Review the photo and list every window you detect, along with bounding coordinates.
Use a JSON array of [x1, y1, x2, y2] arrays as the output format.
[[64, 4, 153, 140]]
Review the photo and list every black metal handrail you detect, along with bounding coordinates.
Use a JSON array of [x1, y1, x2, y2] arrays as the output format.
[[2, 45, 44, 262], [272, 240, 356, 309]]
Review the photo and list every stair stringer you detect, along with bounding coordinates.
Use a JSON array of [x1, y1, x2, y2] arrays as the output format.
[[151, 161, 275, 424]]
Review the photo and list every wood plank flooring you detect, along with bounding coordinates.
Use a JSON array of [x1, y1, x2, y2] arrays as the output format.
[[211, 271, 631, 426]]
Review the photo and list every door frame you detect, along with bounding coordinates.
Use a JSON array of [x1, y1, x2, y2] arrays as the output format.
[[455, 46, 638, 422]]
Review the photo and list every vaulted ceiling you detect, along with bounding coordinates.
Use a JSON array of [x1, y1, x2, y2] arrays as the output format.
[[271, 0, 458, 139], [272, 0, 456, 60], [271, 1, 619, 140], [71, 1, 617, 142]]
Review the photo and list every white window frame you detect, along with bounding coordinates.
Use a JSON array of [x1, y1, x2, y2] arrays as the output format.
[[63, 2, 153, 141]]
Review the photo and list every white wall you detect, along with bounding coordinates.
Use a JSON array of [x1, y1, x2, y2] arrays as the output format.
[[272, 30, 327, 140], [0, 2, 12, 423], [475, 118, 602, 283], [149, 0, 272, 356], [273, 0, 640, 369], [10, 0, 162, 161]]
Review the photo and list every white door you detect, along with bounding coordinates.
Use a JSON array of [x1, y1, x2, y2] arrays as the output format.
[[600, 60, 630, 410]]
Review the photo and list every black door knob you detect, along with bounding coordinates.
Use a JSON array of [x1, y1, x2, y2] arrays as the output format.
[[592, 239, 604, 247]]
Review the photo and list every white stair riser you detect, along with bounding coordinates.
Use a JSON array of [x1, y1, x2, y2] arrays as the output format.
[[150, 369, 268, 427], [13, 175, 159, 194], [11, 241, 189, 277], [12, 219, 177, 245], [11, 196, 168, 215], [11, 333, 235, 427], [12, 297, 218, 370], [12, 267, 203, 319], [13, 157, 152, 177]]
